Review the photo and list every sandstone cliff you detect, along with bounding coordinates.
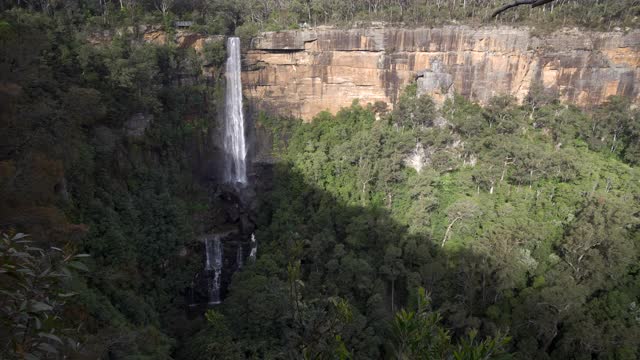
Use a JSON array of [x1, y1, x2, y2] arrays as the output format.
[[242, 26, 640, 120]]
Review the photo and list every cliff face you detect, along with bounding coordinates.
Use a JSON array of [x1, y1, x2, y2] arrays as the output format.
[[242, 26, 640, 120]]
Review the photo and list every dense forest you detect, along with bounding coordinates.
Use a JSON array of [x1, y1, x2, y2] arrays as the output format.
[[0, 5, 227, 358], [1, 0, 640, 359], [240, 92, 640, 358]]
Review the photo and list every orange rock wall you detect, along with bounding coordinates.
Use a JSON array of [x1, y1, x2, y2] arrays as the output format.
[[242, 27, 640, 120]]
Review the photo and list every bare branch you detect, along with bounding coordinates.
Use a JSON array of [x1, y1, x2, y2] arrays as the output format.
[[491, 0, 557, 18]]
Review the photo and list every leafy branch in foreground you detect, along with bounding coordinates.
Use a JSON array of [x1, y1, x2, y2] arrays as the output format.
[[392, 287, 512, 360], [0, 232, 89, 359]]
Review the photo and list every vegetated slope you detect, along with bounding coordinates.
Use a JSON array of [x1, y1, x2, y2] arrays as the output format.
[[199, 89, 639, 358]]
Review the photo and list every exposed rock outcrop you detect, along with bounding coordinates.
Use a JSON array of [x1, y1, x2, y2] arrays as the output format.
[[404, 142, 430, 173], [242, 26, 640, 120], [124, 113, 153, 138], [416, 59, 454, 104]]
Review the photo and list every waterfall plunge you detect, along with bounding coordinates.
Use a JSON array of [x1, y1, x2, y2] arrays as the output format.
[[223, 37, 248, 184], [205, 236, 223, 305]]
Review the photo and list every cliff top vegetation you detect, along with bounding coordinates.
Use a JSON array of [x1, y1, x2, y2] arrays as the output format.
[[1, 0, 639, 39]]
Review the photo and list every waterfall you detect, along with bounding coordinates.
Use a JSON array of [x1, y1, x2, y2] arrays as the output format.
[[236, 244, 244, 269], [205, 236, 223, 304], [223, 37, 248, 184], [188, 281, 197, 307], [201, 38, 248, 306], [249, 233, 257, 262]]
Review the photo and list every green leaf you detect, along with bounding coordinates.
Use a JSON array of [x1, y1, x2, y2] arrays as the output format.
[[30, 301, 53, 312], [58, 292, 77, 298], [37, 342, 59, 353], [68, 261, 89, 272], [16, 268, 35, 276], [39, 332, 63, 344], [25, 246, 44, 252]]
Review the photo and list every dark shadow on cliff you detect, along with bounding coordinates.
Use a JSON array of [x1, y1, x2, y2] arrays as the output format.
[[175, 160, 528, 359]]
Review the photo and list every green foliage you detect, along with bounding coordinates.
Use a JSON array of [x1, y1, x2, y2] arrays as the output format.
[[202, 39, 226, 67], [2, 0, 639, 38], [392, 83, 437, 129], [443, 94, 485, 138], [181, 0, 640, 32], [235, 21, 260, 44], [2, 5, 640, 360], [177, 310, 242, 360], [0, 232, 88, 359], [247, 83, 640, 359], [453, 330, 512, 360], [584, 96, 640, 165], [392, 288, 452, 359], [392, 288, 511, 360], [0, 9, 212, 359]]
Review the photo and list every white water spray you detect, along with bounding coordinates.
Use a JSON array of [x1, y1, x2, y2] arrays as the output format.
[[249, 233, 257, 262], [223, 37, 248, 184], [205, 236, 223, 304]]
